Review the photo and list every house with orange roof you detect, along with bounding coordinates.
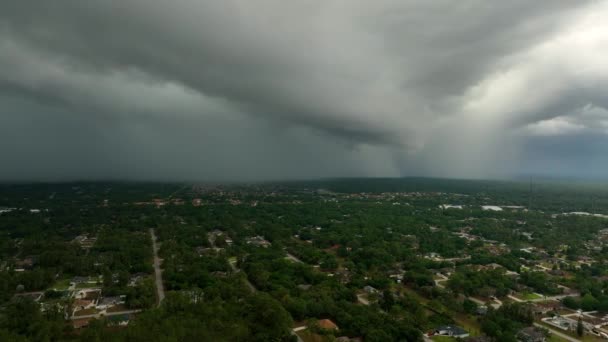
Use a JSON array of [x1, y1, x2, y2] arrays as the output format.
[[318, 319, 339, 331]]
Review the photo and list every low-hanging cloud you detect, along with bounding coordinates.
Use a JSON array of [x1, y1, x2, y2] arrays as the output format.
[[1, 0, 607, 181]]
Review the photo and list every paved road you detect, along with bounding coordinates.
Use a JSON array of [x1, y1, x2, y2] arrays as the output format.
[[468, 297, 486, 306], [71, 309, 141, 320], [291, 325, 306, 342], [228, 259, 257, 293], [534, 323, 581, 342], [492, 297, 503, 309], [435, 279, 446, 289], [508, 294, 524, 302], [434, 273, 448, 289], [357, 294, 370, 306], [509, 294, 572, 303], [150, 229, 165, 305], [285, 252, 303, 264], [291, 331, 304, 342], [209, 234, 254, 291], [535, 294, 573, 302]]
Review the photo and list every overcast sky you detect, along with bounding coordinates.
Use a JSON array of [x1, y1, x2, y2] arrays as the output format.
[[1, 1, 607, 182]]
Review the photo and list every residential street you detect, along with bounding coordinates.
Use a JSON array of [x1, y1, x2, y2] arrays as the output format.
[[150, 228, 165, 305], [228, 258, 257, 293], [285, 252, 303, 264], [70, 309, 141, 320], [534, 323, 581, 342], [508, 293, 572, 303], [356, 294, 370, 306]]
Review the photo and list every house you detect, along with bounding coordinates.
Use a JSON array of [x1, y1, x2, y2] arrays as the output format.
[[196, 246, 224, 256], [245, 236, 271, 248], [318, 319, 339, 331], [72, 318, 93, 329], [107, 314, 131, 326], [73, 234, 97, 249], [71, 276, 90, 285], [128, 273, 148, 287], [15, 257, 35, 270], [74, 299, 95, 310], [363, 286, 378, 294], [433, 325, 469, 338], [543, 316, 573, 331], [530, 301, 560, 315], [476, 305, 488, 315], [425, 252, 441, 260], [75, 289, 101, 300], [389, 273, 404, 283], [97, 295, 125, 310], [517, 327, 546, 342], [83, 289, 101, 301]]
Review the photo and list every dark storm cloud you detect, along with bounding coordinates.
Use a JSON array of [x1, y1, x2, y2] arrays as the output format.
[[0, 1, 606, 181]]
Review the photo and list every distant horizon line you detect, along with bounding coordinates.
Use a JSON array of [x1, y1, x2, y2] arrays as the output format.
[[1, 174, 608, 186]]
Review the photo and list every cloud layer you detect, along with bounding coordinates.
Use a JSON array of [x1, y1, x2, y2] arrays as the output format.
[[1, 1, 607, 181]]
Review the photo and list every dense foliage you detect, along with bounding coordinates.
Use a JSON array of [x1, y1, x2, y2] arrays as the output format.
[[2, 178, 608, 341]]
